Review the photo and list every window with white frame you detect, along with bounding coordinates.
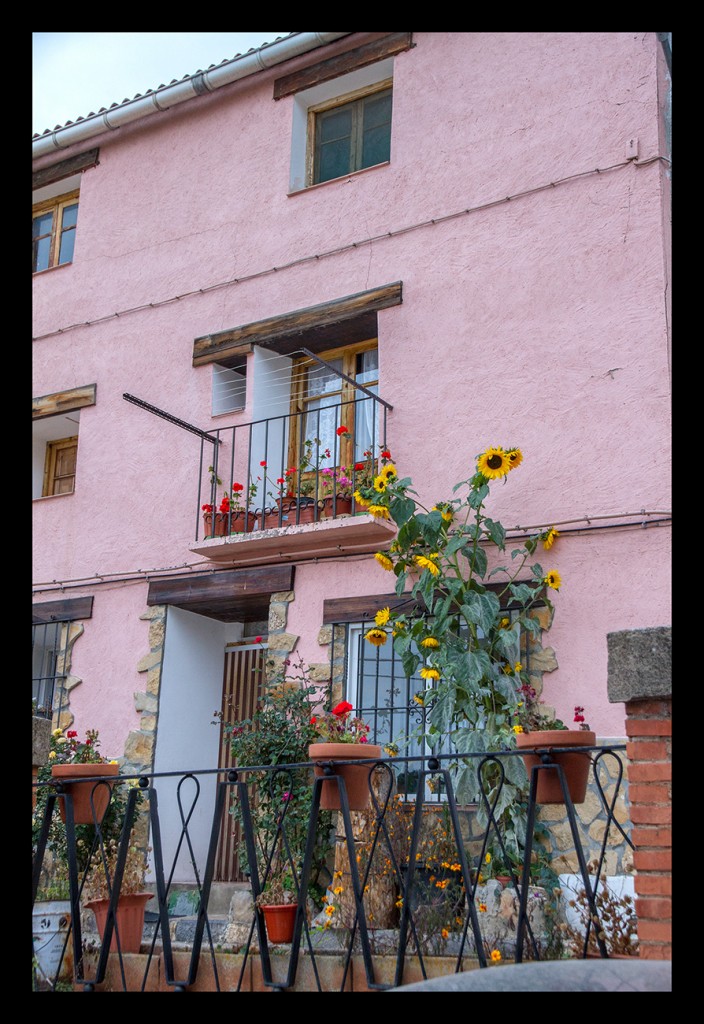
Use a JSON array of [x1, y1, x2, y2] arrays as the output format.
[[32, 384, 96, 500], [288, 58, 394, 193]]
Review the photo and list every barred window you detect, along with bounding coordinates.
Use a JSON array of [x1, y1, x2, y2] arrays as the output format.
[[32, 621, 69, 720]]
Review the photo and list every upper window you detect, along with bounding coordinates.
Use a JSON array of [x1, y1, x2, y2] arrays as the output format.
[[32, 188, 79, 273], [32, 384, 96, 499], [287, 58, 395, 193], [311, 86, 392, 185]]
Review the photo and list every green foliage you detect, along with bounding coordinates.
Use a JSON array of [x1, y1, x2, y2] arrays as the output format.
[[359, 446, 566, 853], [220, 660, 335, 907]]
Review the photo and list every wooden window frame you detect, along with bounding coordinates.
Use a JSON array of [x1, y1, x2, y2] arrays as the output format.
[[307, 80, 392, 187], [32, 188, 79, 273], [42, 436, 78, 496], [288, 339, 378, 477]]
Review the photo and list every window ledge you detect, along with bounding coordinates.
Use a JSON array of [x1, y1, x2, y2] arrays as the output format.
[[287, 160, 389, 197], [189, 513, 397, 567]]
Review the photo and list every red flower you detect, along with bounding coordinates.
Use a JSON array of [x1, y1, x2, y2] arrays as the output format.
[[286, 467, 296, 475], [381, 449, 391, 459], [277, 477, 285, 485], [332, 700, 353, 718], [336, 425, 349, 436], [202, 504, 213, 513], [66, 730, 78, 738], [354, 462, 365, 472], [232, 482, 244, 492], [310, 716, 317, 725], [255, 636, 263, 644], [260, 460, 267, 468]]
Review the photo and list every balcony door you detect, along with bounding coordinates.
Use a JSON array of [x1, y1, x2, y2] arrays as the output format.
[[289, 341, 379, 484], [214, 641, 267, 883]]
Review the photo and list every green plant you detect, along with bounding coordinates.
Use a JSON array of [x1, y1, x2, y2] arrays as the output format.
[[217, 657, 334, 908], [33, 728, 139, 879], [357, 445, 566, 859]]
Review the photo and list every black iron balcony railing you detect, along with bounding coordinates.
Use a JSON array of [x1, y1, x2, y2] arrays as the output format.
[[195, 393, 389, 541], [32, 745, 633, 993]]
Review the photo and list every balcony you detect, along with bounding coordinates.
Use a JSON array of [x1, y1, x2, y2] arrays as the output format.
[[190, 392, 395, 566]]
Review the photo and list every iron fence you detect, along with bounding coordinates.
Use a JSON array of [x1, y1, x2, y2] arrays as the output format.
[[32, 745, 633, 992]]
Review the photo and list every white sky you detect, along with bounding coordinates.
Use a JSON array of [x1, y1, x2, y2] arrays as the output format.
[[32, 32, 292, 136]]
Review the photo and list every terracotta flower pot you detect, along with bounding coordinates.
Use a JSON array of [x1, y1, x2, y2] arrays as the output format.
[[50, 762, 120, 824], [203, 511, 248, 536], [85, 892, 153, 954], [260, 903, 297, 944], [309, 742, 382, 810], [322, 495, 353, 518], [515, 730, 596, 804]]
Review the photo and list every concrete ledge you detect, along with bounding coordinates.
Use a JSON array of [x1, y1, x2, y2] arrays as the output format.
[[388, 957, 672, 992], [607, 627, 672, 703]]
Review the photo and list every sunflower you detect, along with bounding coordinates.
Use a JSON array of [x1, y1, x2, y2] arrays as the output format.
[[380, 463, 397, 482], [413, 693, 425, 706], [414, 555, 440, 576], [420, 667, 440, 680], [544, 570, 562, 590], [373, 475, 388, 493], [364, 627, 388, 646], [375, 606, 391, 626], [505, 447, 523, 470], [542, 526, 559, 550], [421, 636, 440, 648], [374, 551, 394, 571], [353, 490, 371, 507], [476, 446, 511, 480], [368, 504, 391, 520]]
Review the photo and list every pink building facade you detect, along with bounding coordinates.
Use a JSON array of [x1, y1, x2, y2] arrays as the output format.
[[33, 33, 671, 879]]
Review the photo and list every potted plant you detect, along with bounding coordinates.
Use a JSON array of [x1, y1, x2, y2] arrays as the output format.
[[49, 728, 120, 824], [202, 480, 256, 536], [309, 700, 381, 811], [320, 464, 354, 517], [218, 655, 335, 916], [255, 847, 300, 944], [514, 703, 596, 805], [83, 838, 153, 954]]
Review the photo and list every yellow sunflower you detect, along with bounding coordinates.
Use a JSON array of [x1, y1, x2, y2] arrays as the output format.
[[544, 570, 562, 590], [414, 555, 440, 576], [375, 606, 391, 626], [476, 446, 511, 480], [543, 526, 559, 550], [368, 504, 390, 520], [353, 490, 371, 507], [420, 667, 440, 681], [421, 636, 439, 648], [373, 475, 388, 493], [374, 551, 394, 571], [505, 447, 523, 470], [380, 463, 398, 482], [365, 627, 388, 646]]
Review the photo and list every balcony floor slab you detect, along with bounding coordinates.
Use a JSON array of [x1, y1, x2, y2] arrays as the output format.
[[189, 513, 397, 567]]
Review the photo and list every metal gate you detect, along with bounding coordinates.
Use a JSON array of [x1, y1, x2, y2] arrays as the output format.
[[214, 643, 266, 883]]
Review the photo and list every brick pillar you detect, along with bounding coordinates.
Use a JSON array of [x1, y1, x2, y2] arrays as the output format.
[[607, 627, 671, 961]]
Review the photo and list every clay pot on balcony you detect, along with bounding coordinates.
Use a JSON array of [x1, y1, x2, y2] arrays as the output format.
[[515, 730, 596, 804], [308, 742, 382, 810], [50, 762, 120, 824]]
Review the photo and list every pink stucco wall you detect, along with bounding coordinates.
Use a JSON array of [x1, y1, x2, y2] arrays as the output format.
[[33, 32, 671, 756]]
